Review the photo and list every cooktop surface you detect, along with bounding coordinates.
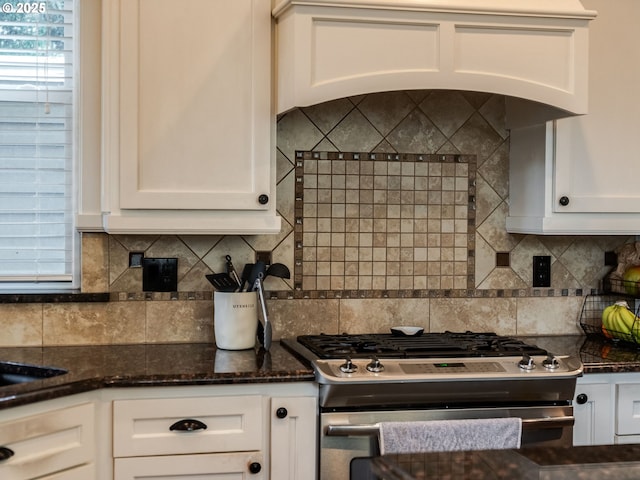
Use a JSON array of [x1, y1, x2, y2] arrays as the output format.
[[295, 332, 548, 359]]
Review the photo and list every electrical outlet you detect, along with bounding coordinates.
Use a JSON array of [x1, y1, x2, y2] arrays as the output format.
[[256, 251, 272, 266], [143, 258, 178, 292], [532, 256, 551, 288], [604, 251, 618, 266]]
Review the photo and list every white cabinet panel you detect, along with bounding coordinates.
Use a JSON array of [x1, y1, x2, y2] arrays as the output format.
[[573, 380, 614, 446], [101, 0, 280, 234], [0, 402, 95, 480], [114, 452, 264, 480], [113, 395, 263, 457], [270, 396, 318, 480], [616, 383, 640, 436], [507, 0, 640, 234]]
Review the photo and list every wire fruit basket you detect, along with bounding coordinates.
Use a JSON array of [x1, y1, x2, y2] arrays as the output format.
[[579, 293, 640, 346]]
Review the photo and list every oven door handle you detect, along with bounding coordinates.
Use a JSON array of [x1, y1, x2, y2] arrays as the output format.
[[325, 416, 574, 437]]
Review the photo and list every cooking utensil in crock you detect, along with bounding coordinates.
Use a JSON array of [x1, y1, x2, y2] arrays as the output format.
[[265, 263, 291, 279], [225, 255, 241, 287], [206, 273, 239, 292], [245, 261, 266, 292], [237, 263, 254, 292], [253, 272, 271, 350]]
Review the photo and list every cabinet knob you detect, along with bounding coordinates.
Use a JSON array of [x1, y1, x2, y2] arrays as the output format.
[[276, 407, 288, 419], [258, 194, 269, 205], [0, 446, 14, 462], [559, 196, 570, 206], [249, 462, 262, 474], [576, 393, 588, 404], [169, 418, 208, 432]]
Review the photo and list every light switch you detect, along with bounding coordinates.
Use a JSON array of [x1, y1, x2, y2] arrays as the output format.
[[143, 258, 178, 292]]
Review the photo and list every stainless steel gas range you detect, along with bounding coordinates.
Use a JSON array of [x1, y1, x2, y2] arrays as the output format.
[[282, 331, 584, 480]]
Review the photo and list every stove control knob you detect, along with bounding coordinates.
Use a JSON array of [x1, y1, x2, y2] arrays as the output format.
[[518, 353, 536, 371], [542, 355, 560, 370], [339, 357, 358, 374], [366, 357, 385, 373]]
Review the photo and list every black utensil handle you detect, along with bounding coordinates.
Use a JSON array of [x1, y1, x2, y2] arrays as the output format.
[[169, 419, 208, 432]]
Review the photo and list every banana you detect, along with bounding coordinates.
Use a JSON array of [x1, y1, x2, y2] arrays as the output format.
[[601, 300, 639, 342]]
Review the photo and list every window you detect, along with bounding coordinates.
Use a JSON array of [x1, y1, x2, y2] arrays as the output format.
[[0, 0, 75, 286]]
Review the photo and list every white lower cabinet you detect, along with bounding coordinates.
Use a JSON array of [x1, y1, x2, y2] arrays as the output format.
[[109, 383, 318, 480], [574, 372, 640, 446], [270, 396, 317, 480], [573, 375, 614, 446], [0, 396, 96, 480]]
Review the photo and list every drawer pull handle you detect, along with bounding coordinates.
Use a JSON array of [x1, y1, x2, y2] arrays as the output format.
[[0, 446, 15, 462], [169, 419, 208, 432]]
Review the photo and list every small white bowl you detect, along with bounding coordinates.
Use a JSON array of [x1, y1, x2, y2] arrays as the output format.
[[390, 326, 424, 336]]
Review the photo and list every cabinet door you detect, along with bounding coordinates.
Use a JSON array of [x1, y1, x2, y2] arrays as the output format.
[[270, 396, 318, 480], [114, 452, 264, 480], [573, 381, 614, 446], [0, 403, 95, 480], [616, 383, 640, 436], [115, 0, 272, 211], [553, 0, 640, 214]]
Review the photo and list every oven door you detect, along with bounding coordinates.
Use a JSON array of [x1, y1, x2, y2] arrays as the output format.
[[320, 406, 574, 480]]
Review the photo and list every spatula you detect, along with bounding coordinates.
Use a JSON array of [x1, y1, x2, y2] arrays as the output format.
[[205, 273, 239, 292]]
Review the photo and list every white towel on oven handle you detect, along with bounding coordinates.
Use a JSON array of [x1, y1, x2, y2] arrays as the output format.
[[378, 417, 522, 455]]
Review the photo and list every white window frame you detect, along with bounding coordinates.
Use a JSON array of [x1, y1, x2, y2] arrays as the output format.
[[0, 0, 101, 291]]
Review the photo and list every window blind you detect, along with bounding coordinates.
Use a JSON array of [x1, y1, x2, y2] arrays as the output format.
[[0, 0, 74, 282]]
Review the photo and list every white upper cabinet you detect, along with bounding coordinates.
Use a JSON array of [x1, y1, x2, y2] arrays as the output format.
[[100, 0, 280, 234], [507, 0, 640, 234]]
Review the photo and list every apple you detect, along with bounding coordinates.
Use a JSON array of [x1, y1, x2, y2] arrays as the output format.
[[623, 265, 640, 296]]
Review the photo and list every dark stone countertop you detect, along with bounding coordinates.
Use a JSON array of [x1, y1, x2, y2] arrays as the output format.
[[524, 334, 640, 374], [358, 444, 640, 479], [0, 342, 314, 410], [2, 334, 640, 412]]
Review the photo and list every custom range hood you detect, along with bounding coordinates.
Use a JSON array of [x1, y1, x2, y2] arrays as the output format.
[[272, 0, 597, 121]]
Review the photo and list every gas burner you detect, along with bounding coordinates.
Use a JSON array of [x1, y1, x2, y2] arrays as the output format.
[[296, 332, 549, 359]]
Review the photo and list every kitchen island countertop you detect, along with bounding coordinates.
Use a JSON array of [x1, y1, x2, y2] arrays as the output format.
[[0, 342, 314, 410], [357, 444, 640, 479]]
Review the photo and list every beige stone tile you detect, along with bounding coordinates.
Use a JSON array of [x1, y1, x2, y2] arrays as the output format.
[[339, 298, 429, 333], [110, 267, 143, 293], [477, 267, 528, 290], [81, 233, 109, 292], [43, 302, 145, 345], [147, 300, 213, 343], [559, 239, 611, 289], [146, 236, 199, 280], [430, 297, 517, 335], [109, 236, 130, 286], [267, 299, 340, 339], [180, 235, 222, 258], [180, 261, 214, 292], [0, 304, 43, 346], [516, 297, 584, 335]]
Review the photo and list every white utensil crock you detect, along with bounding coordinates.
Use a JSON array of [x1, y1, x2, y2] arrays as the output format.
[[214, 291, 258, 350]]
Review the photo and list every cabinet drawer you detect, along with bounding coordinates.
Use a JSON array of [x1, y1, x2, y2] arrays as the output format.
[[114, 452, 264, 480], [616, 384, 640, 435], [0, 402, 95, 480], [113, 395, 263, 457]]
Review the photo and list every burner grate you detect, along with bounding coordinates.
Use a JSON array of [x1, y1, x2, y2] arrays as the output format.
[[297, 332, 548, 359]]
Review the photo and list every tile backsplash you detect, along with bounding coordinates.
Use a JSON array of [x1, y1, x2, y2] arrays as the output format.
[[1, 90, 632, 346]]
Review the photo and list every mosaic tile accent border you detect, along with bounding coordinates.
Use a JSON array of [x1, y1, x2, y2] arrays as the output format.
[[293, 151, 477, 293]]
